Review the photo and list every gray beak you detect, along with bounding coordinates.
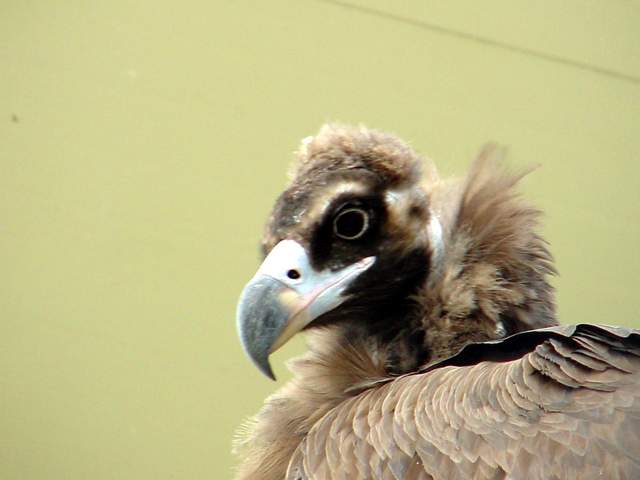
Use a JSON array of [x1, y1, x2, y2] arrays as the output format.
[[236, 240, 375, 380]]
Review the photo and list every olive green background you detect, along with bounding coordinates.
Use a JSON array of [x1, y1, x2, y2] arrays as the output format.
[[2, 1, 639, 478]]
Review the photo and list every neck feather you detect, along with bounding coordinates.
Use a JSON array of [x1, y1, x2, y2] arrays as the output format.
[[233, 326, 387, 480], [418, 145, 557, 361]]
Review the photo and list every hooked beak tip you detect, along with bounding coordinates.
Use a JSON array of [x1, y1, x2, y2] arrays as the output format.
[[263, 365, 277, 381], [236, 276, 290, 380], [244, 344, 277, 380]]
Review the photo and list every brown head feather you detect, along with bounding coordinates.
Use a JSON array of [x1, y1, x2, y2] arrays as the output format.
[[293, 124, 422, 187]]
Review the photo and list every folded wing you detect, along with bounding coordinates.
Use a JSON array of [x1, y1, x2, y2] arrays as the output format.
[[286, 324, 640, 480]]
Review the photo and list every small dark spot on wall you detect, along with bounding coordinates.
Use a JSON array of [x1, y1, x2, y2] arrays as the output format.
[[11, 113, 19, 123]]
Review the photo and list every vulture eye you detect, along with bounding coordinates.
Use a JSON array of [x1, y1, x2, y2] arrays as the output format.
[[333, 207, 369, 240]]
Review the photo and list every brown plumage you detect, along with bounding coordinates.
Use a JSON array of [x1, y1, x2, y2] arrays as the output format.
[[234, 124, 640, 479]]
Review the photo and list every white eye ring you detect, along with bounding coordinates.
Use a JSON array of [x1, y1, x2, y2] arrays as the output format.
[[333, 207, 370, 240]]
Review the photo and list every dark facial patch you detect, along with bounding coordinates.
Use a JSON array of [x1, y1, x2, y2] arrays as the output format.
[[308, 190, 384, 271], [311, 247, 430, 336]]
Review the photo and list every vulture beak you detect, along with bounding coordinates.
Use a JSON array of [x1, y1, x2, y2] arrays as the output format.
[[236, 240, 375, 380]]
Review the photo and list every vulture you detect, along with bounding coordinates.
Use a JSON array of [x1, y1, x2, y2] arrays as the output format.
[[234, 124, 640, 480]]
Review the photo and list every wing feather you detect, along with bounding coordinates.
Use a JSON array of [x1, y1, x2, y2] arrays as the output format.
[[286, 324, 640, 479]]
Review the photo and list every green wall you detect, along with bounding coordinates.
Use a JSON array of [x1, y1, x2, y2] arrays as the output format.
[[2, 1, 639, 478]]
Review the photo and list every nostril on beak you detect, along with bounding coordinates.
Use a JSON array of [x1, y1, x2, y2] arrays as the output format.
[[287, 269, 301, 280]]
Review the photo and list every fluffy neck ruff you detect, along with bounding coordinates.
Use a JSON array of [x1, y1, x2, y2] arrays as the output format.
[[419, 146, 557, 362], [234, 147, 557, 480]]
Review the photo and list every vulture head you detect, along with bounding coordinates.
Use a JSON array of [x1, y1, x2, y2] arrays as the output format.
[[237, 124, 556, 380]]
